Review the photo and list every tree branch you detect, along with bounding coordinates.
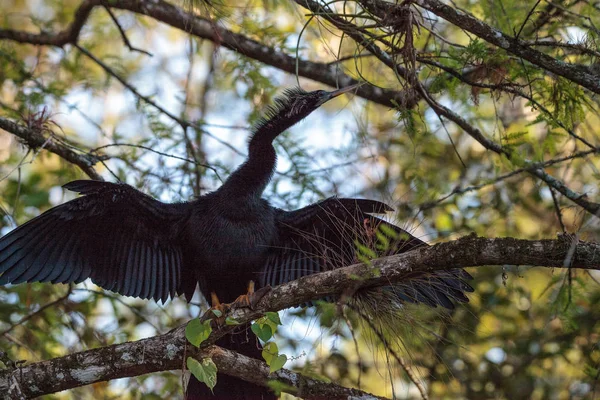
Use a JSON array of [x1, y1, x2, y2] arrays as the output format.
[[293, 0, 600, 218], [416, 87, 600, 217], [0, 116, 103, 181], [0, 0, 95, 46], [0, 0, 413, 109], [1, 236, 599, 398], [108, 0, 416, 108], [1, 341, 385, 400], [412, 0, 600, 94], [355, 0, 600, 94], [409, 146, 600, 213]]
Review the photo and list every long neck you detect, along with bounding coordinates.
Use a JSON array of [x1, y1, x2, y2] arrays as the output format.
[[217, 125, 282, 199], [217, 98, 311, 199]]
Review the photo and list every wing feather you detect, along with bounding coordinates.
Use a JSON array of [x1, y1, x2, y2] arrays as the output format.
[[125, 240, 142, 297], [0, 180, 190, 302], [37, 226, 82, 284], [165, 248, 175, 298], [0, 216, 58, 284], [133, 241, 147, 298], [157, 247, 165, 301], [112, 225, 129, 294], [147, 246, 158, 300], [262, 197, 472, 310]]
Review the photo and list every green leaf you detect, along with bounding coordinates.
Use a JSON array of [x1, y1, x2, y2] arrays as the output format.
[[349, 273, 364, 281], [375, 230, 390, 251], [262, 341, 279, 364], [187, 357, 217, 392], [225, 316, 241, 325], [355, 241, 377, 259], [261, 342, 287, 372], [185, 319, 212, 347], [265, 312, 282, 326], [211, 309, 223, 317], [269, 354, 287, 373], [251, 322, 273, 342], [369, 267, 381, 278]]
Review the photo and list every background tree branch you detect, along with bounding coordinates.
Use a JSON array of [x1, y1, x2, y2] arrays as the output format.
[[412, 0, 600, 94], [0, 0, 414, 109], [0, 116, 103, 180]]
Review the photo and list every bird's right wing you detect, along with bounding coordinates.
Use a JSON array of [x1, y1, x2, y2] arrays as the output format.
[[260, 198, 423, 293], [261, 197, 473, 309], [0, 180, 191, 302]]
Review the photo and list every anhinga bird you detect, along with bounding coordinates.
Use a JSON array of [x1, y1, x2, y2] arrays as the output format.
[[0, 84, 473, 398]]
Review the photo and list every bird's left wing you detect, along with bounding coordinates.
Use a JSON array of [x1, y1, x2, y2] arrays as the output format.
[[0, 180, 190, 302], [260, 197, 473, 309]]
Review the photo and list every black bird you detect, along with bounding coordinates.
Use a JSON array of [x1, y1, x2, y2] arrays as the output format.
[[0, 84, 473, 398]]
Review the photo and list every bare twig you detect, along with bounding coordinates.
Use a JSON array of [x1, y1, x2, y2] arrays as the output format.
[[0, 288, 72, 337], [103, 6, 153, 56]]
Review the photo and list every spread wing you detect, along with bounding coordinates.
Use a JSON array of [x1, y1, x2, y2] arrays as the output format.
[[0, 180, 190, 302], [261, 197, 473, 309]]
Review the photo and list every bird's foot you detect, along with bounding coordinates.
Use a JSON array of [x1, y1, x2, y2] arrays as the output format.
[[209, 292, 230, 326], [248, 284, 272, 308], [232, 281, 272, 310], [207, 282, 272, 327]]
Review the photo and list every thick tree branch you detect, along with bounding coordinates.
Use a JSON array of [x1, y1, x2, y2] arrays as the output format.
[[1, 236, 599, 398], [0, 1, 95, 46], [0, 116, 103, 180], [1, 342, 384, 400], [203, 347, 386, 400]]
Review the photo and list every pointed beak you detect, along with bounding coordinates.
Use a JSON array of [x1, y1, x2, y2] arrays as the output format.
[[317, 83, 362, 105], [327, 83, 362, 99]]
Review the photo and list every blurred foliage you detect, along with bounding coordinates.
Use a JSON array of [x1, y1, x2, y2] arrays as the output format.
[[1, 0, 600, 399]]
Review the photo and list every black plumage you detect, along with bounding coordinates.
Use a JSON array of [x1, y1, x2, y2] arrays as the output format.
[[0, 84, 473, 398]]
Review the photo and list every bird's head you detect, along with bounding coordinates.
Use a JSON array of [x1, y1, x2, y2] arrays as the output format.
[[278, 84, 361, 120], [252, 83, 361, 137]]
